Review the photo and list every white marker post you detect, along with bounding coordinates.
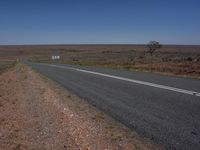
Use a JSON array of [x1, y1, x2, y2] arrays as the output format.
[[52, 55, 60, 61]]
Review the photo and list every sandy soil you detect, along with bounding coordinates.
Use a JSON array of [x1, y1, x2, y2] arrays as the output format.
[[0, 63, 161, 150]]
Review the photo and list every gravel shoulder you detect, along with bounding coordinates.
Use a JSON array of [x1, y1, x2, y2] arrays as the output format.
[[0, 63, 161, 150]]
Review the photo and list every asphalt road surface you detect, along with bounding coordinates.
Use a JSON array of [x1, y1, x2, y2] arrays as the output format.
[[25, 62, 200, 150]]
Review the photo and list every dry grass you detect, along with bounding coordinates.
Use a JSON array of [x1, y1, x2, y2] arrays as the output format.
[[0, 61, 16, 74], [0, 44, 200, 78], [56, 51, 200, 79]]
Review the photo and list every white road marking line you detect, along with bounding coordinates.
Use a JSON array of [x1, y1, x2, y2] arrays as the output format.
[[41, 63, 200, 97]]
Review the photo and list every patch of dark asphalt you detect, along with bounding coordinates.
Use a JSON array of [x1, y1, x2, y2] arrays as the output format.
[[25, 62, 200, 150]]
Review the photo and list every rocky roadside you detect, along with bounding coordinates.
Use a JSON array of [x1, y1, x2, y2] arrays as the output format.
[[0, 63, 161, 150]]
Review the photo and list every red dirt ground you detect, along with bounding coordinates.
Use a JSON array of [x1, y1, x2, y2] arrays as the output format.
[[0, 63, 161, 150]]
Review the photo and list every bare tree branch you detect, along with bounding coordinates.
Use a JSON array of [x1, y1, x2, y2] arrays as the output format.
[[146, 41, 162, 56]]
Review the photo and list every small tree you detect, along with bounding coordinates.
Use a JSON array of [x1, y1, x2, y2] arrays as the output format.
[[146, 41, 162, 56]]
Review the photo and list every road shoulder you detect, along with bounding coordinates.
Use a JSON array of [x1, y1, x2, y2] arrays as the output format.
[[0, 63, 162, 149]]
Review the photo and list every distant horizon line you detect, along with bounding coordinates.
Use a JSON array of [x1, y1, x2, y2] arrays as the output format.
[[0, 43, 200, 46]]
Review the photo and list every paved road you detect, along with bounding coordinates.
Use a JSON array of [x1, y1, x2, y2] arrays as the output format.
[[25, 62, 200, 150]]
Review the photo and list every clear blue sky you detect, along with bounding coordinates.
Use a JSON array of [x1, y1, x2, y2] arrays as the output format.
[[0, 0, 200, 45]]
